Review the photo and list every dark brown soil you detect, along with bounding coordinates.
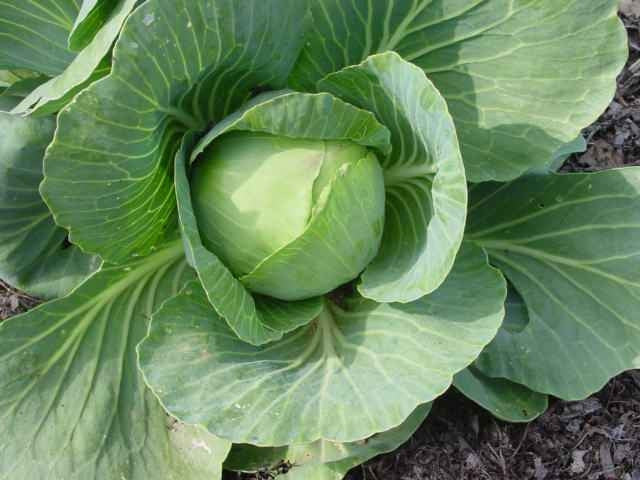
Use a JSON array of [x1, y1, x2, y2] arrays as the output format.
[[345, 376, 640, 480]]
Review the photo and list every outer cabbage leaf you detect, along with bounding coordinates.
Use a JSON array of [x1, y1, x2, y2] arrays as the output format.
[[0, 240, 232, 479], [549, 135, 587, 171], [1, 75, 49, 100], [501, 283, 530, 333], [68, 0, 118, 51], [289, 0, 627, 182], [225, 404, 431, 474], [467, 168, 640, 399], [12, 0, 137, 116], [191, 91, 391, 161], [0, 0, 78, 76], [0, 70, 23, 88], [453, 286, 547, 422], [319, 52, 467, 303], [454, 367, 547, 422], [0, 93, 15, 111], [166, 422, 232, 480], [41, 0, 308, 264], [527, 135, 588, 175], [138, 242, 505, 446], [0, 110, 98, 298]]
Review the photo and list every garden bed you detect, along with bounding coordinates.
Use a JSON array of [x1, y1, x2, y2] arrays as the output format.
[[2, 8, 638, 480]]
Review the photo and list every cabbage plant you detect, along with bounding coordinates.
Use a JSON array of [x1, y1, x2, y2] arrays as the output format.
[[0, 1, 634, 479]]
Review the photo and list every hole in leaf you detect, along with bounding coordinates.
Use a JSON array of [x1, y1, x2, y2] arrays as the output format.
[[61, 236, 72, 250]]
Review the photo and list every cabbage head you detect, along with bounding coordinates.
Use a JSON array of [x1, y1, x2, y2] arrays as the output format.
[[191, 132, 385, 300]]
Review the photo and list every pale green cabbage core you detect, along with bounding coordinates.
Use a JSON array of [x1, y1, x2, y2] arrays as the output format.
[[191, 131, 384, 300]]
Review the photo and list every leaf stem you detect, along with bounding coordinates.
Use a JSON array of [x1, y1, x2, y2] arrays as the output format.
[[162, 107, 202, 131]]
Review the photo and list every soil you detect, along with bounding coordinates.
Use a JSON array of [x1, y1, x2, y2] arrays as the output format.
[[1, 8, 638, 480]]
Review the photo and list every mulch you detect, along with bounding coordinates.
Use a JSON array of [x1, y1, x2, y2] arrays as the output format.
[[346, 375, 640, 480], [2, 8, 639, 480]]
